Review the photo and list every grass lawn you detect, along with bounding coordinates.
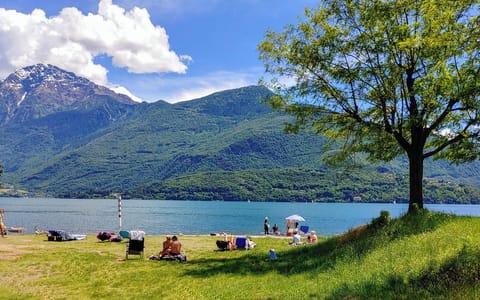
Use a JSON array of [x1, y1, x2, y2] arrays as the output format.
[[0, 210, 479, 299]]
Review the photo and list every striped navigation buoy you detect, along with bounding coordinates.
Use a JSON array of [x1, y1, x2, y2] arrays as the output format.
[[118, 196, 122, 229]]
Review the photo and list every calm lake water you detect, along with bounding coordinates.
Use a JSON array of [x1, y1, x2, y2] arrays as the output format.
[[1, 197, 479, 237]]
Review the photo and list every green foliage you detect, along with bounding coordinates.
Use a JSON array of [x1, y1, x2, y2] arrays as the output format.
[[259, 0, 480, 210], [371, 210, 391, 228], [259, 0, 480, 162], [129, 168, 480, 204]]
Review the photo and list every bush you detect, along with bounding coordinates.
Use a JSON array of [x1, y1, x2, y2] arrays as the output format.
[[371, 210, 391, 228]]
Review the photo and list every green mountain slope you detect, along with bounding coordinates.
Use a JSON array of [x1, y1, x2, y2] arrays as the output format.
[[1, 85, 480, 201], [18, 109, 328, 196]]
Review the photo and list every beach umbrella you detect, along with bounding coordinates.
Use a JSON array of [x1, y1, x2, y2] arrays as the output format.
[[285, 214, 305, 222]]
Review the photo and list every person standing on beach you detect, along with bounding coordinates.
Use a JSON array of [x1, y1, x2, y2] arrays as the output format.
[[286, 219, 292, 234], [264, 217, 270, 235], [0, 209, 6, 237]]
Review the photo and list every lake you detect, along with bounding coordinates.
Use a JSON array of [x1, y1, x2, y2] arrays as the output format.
[[1, 197, 479, 237]]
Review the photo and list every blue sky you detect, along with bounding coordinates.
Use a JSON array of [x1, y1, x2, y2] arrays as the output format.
[[0, 0, 317, 103]]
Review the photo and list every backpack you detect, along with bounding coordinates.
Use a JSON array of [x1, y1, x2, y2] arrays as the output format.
[[216, 240, 229, 250]]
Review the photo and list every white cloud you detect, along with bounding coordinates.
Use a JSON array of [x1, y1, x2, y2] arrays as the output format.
[[0, 0, 189, 85], [437, 128, 455, 139], [109, 85, 143, 103], [132, 70, 260, 103]]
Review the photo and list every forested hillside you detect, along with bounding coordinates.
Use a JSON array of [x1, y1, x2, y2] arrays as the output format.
[[0, 67, 479, 202]]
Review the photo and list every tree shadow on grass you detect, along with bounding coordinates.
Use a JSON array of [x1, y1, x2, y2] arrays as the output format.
[[324, 245, 480, 300], [183, 210, 454, 278], [184, 242, 336, 278]]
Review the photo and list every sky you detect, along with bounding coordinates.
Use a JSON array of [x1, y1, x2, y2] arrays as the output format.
[[0, 0, 317, 103]]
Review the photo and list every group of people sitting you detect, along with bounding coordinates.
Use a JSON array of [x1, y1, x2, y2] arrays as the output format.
[[146, 226, 317, 261], [270, 221, 304, 237], [149, 235, 186, 261], [290, 230, 318, 245]]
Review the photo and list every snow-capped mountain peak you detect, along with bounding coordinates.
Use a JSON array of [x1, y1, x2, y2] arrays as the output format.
[[0, 64, 137, 124]]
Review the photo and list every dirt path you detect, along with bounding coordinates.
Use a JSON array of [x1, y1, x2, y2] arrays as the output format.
[[0, 235, 45, 259]]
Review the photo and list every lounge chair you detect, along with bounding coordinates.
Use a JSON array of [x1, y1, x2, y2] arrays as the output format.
[[299, 225, 309, 235], [119, 230, 130, 239], [235, 237, 248, 250], [126, 230, 145, 259]]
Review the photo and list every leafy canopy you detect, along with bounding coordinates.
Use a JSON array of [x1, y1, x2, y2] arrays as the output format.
[[258, 0, 480, 165]]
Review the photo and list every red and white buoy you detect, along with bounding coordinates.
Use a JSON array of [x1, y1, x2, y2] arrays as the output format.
[[118, 195, 122, 229]]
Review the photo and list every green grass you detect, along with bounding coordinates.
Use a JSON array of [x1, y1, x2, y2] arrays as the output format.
[[1, 210, 479, 299]]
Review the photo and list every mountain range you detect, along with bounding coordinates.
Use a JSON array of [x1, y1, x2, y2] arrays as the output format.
[[0, 64, 479, 203]]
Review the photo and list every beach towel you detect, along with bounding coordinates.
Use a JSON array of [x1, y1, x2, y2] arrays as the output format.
[[129, 230, 145, 240], [48, 230, 86, 241]]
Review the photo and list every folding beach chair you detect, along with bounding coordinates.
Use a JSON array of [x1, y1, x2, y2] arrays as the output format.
[[299, 225, 309, 235], [235, 237, 248, 250], [126, 230, 145, 259], [119, 230, 130, 239]]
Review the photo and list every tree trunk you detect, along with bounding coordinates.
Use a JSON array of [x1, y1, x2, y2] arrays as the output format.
[[408, 150, 424, 212]]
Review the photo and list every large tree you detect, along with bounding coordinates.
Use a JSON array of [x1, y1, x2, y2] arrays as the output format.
[[258, 0, 480, 211]]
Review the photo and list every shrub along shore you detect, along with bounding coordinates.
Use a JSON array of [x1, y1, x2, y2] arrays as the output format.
[[1, 210, 479, 299]]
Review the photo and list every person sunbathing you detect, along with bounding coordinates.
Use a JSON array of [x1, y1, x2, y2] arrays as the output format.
[[34, 227, 49, 235], [150, 236, 172, 260], [222, 233, 235, 251], [308, 231, 318, 243], [289, 233, 302, 245], [272, 223, 282, 235], [150, 235, 186, 262], [166, 236, 187, 261], [169, 236, 182, 255], [160, 236, 173, 257]]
